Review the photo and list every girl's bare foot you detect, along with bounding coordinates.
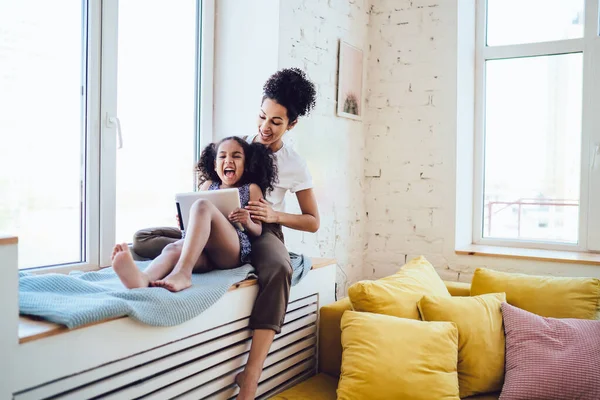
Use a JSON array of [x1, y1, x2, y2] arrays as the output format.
[[151, 270, 192, 292], [112, 243, 149, 289], [235, 370, 260, 400], [111, 243, 123, 260]]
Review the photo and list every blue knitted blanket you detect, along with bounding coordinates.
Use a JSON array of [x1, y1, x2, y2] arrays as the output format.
[[19, 253, 311, 329]]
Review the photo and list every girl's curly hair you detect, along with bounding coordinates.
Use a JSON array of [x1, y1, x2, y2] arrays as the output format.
[[262, 68, 316, 123], [196, 136, 278, 196]]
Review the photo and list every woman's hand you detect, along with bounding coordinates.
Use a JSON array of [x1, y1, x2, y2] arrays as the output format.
[[228, 208, 253, 228], [246, 198, 280, 223]]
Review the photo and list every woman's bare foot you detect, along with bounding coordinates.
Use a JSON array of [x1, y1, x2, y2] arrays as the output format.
[[235, 370, 260, 400], [235, 371, 245, 388], [151, 270, 192, 292], [112, 243, 149, 289]]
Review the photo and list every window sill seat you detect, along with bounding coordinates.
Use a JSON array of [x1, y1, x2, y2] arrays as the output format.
[[13, 259, 337, 398], [19, 258, 336, 344], [0, 235, 18, 245], [456, 245, 600, 266]]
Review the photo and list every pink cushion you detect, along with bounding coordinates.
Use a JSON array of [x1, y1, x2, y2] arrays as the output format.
[[500, 302, 600, 400]]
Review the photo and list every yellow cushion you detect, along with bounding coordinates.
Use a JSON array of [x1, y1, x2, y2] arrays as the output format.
[[444, 280, 472, 297], [471, 268, 600, 319], [270, 373, 338, 400], [348, 256, 450, 319], [318, 297, 352, 377], [338, 311, 460, 400], [418, 293, 506, 398]]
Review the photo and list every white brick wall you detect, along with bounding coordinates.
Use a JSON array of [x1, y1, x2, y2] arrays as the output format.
[[365, 0, 454, 279], [277, 0, 370, 297], [364, 0, 600, 282]]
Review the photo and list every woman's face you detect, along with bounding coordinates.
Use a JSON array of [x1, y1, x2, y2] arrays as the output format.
[[214, 139, 245, 187], [256, 98, 296, 149]]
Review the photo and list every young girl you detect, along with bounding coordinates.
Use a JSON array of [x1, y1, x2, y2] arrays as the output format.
[[111, 136, 277, 292]]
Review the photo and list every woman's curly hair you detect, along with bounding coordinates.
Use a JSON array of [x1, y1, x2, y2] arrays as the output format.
[[262, 68, 316, 123], [196, 136, 278, 196]]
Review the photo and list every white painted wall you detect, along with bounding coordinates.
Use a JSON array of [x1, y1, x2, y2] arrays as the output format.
[[212, 0, 280, 141], [364, 0, 600, 282]]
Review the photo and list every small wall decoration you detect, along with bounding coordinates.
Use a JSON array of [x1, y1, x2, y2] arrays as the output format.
[[337, 40, 364, 121]]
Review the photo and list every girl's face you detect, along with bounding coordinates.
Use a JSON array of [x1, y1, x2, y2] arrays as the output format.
[[256, 98, 297, 150], [215, 139, 245, 187]]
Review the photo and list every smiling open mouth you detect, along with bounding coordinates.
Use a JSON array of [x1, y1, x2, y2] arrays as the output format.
[[224, 168, 235, 178], [260, 131, 272, 140]]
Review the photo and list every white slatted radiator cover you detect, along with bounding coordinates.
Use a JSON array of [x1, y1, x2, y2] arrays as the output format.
[[14, 295, 318, 400]]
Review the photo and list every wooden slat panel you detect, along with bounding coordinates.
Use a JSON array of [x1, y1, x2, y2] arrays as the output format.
[[274, 327, 317, 354], [102, 346, 248, 400], [253, 360, 316, 400], [102, 334, 316, 400], [273, 325, 317, 351], [15, 283, 321, 400], [278, 314, 316, 337], [285, 295, 317, 313], [176, 351, 316, 400], [144, 338, 316, 400], [241, 349, 316, 400], [257, 369, 316, 400], [242, 360, 317, 400], [56, 331, 253, 400], [59, 319, 316, 400], [208, 359, 316, 400], [17, 311, 317, 400], [16, 300, 316, 400], [14, 319, 252, 400], [282, 304, 317, 325]]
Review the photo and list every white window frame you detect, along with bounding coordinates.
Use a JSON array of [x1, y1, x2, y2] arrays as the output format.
[[29, 0, 215, 274], [473, 0, 600, 252], [27, 1, 102, 275]]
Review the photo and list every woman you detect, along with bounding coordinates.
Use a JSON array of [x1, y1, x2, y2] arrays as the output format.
[[133, 68, 319, 399]]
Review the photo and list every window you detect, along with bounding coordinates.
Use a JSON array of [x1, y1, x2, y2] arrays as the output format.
[[0, 1, 213, 270], [1, 2, 86, 269], [474, 0, 600, 252]]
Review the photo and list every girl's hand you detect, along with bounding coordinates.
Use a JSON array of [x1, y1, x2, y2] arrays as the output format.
[[229, 208, 253, 227], [246, 198, 279, 223]]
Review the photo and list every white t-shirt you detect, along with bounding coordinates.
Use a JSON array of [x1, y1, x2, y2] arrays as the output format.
[[246, 134, 313, 212]]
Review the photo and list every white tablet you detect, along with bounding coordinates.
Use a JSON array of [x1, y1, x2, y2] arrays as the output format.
[[175, 188, 243, 232]]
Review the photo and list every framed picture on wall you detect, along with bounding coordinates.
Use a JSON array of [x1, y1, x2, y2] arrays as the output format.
[[336, 40, 364, 121]]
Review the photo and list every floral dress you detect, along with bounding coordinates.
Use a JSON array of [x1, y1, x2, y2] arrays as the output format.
[[208, 182, 252, 264]]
